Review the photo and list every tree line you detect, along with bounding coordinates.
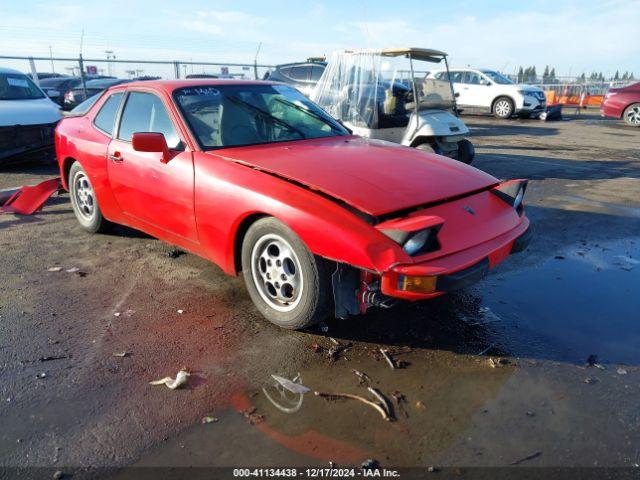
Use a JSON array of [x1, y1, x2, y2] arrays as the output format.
[[516, 66, 635, 84]]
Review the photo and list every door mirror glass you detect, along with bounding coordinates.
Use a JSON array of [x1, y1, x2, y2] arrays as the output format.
[[46, 89, 60, 98]]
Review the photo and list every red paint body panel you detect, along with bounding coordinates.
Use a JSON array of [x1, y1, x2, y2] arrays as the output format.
[[54, 79, 530, 304], [211, 136, 498, 216], [600, 82, 640, 118]]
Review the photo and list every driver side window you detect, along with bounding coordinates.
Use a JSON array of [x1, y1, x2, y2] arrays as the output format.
[[464, 72, 482, 85], [118, 92, 182, 149]]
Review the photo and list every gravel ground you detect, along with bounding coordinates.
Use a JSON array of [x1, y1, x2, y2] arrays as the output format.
[[0, 110, 639, 477]]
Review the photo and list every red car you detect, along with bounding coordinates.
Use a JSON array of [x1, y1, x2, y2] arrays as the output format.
[[601, 82, 640, 127], [55, 80, 531, 329]]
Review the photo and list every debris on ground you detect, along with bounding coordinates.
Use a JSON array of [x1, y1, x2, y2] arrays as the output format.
[[271, 374, 311, 394], [113, 312, 121, 317], [391, 391, 409, 418], [308, 343, 323, 354], [167, 248, 185, 259], [315, 391, 391, 421], [39, 355, 67, 362], [65, 267, 79, 273], [367, 387, 394, 420], [488, 357, 510, 368], [177, 309, 185, 314], [47, 267, 62, 272], [361, 459, 380, 470], [510, 450, 542, 465], [477, 343, 495, 356], [554, 255, 565, 260], [326, 338, 352, 362], [380, 348, 396, 369], [584, 377, 598, 385], [586, 354, 605, 370], [241, 407, 264, 425], [415, 401, 426, 410], [352, 369, 371, 385], [112, 352, 130, 358], [52, 471, 64, 480], [149, 369, 191, 389], [526, 411, 536, 417], [201, 416, 219, 424], [36, 372, 46, 379], [617, 368, 628, 375]]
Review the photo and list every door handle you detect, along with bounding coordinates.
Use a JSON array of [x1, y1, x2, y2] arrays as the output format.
[[108, 152, 123, 162]]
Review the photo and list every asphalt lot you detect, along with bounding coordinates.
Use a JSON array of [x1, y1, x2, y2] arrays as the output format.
[[1, 111, 639, 477]]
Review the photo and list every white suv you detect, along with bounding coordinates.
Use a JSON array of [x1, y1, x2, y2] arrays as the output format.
[[426, 68, 546, 119]]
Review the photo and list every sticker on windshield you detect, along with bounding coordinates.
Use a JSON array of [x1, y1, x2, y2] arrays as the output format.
[[7, 77, 29, 88], [178, 87, 220, 97]]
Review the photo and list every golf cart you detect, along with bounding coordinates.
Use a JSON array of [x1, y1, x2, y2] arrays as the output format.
[[312, 48, 474, 164]]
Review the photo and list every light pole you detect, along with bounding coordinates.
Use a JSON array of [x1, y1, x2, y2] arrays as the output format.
[[105, 50, 115, 76]]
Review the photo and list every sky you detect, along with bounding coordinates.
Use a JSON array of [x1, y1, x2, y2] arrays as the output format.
[[1, 0, 639, 79]]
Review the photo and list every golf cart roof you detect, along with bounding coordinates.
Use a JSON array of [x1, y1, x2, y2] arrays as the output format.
[[346, 47, 448, 62]]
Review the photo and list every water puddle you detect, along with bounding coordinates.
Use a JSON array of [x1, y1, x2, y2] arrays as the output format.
[[483, 239, 640, 364]]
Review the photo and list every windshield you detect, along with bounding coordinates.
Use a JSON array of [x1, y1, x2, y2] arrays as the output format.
[[173, 84, 349, 149], [312, 51, 455, 130], [482, 70, 514, 85], [0, 73, 45, 100], [40, 77, 76, 88]]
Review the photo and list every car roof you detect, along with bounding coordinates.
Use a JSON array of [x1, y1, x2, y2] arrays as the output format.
[[343, 47, 448, 61], [107, 79, 280, 93], [0, 67, 26, 75]]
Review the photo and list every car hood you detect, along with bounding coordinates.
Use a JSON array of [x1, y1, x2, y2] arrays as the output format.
[[0, 98, 61, 126], [210, 136, 498, 216], [513, 84, 544, 93]]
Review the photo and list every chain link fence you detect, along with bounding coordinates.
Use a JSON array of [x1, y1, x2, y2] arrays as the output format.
[[0, 55, 274, 84]]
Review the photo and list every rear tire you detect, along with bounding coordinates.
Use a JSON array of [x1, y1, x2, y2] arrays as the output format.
[[623, 103, 640, 127], [68, 161, 110, 233], [241, 217, 332, 329], [493, 97, 514, 119]]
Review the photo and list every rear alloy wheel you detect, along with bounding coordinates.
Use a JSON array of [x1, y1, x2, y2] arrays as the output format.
[[493, 97, 514, 119], [241, 217, 332, 329], [69, 162, 110, 233], [623, 103, 640, 127]]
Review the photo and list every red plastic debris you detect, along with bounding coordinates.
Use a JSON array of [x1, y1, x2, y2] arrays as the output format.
[[1, 177, 62, 215]]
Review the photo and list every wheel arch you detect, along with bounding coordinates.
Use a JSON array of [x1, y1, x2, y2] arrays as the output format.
[[61, 156, 78, 190], [231, 212, 271, 275]]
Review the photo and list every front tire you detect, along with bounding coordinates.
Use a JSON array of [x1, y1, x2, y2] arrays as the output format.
[[623, 103, 640, 127], [68, 161, 110, 233], [456, 139, 475, 164], [493, 97, 514, 119], [241, 217, 332, 329]]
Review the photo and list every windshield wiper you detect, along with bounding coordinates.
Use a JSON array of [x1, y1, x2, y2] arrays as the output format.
[[272, 97, 342, 132], [226, 95, 306, 139]]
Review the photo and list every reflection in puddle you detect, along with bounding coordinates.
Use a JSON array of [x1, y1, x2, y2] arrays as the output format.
[[483, 239, 639, 364]]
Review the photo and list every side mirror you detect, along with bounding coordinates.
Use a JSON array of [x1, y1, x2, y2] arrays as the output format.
[[46, 89, 60, 99], [132, 132, 171, 163], [454, 92, 460, 98]]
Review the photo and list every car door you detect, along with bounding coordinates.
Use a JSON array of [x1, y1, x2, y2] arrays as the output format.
[[107, 89, 198, 243], [459, 71, 491, 108], [446, 71, 468, 105]]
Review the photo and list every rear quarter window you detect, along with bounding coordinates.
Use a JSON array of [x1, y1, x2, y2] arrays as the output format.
[[93, 92, 123, 135]]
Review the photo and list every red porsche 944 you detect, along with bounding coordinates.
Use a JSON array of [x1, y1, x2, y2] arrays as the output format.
[[55, 80, 531, 329]]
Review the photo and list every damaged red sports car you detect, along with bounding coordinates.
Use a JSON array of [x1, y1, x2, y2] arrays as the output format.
[[55, 80, 531, 329]]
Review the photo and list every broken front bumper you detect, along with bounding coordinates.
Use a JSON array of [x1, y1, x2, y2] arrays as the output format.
[[380, 220, 531, 300], [0, 122, 58, 161]]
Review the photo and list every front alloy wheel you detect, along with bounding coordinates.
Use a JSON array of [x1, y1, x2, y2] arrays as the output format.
[[493, 97, 514, 119], [623, 103, 640, 127], [241, 217, 332, 329]]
